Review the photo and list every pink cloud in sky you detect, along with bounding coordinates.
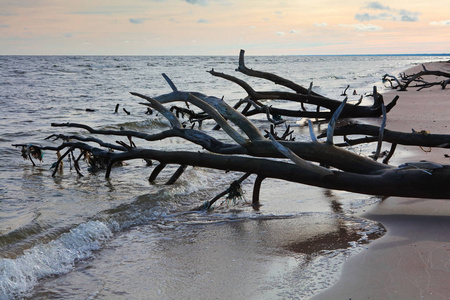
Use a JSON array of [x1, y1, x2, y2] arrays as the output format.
[[0, 0, 449, 55]]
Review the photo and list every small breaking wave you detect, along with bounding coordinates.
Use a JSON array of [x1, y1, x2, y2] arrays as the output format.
[[0, 221, 114, 299], [0, 173, 210, 299]]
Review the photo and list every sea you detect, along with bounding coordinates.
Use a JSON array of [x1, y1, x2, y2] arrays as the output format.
[[1, 54, 448, 299]]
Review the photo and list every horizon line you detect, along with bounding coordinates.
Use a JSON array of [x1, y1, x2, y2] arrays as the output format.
[[1, 53, 450, 57]]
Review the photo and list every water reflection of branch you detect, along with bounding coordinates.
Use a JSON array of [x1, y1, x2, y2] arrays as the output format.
[[323, 189, 344, 214], [286, 228, 360, 255]]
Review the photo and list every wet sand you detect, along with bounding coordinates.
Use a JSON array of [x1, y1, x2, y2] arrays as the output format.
[[29, 181, 385, 300], [312, 61, 450, 300]]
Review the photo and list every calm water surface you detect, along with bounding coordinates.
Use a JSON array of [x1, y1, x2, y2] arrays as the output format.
[[1, 54, 448, 299]]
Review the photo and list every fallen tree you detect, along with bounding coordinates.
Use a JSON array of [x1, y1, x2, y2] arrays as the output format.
[[12, 50, 450, 210], [383, 63, 450, 91], [169, 50, 399, 123]]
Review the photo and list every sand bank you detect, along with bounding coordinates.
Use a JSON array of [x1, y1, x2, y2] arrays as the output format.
[[312, 61, 450, 300]]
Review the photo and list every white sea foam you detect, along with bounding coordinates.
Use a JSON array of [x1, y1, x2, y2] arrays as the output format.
[[0, 221, 113, 299]]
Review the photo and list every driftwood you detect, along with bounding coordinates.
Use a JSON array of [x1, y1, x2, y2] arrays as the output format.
[[12, 50, 450, 210], [317, 122, 450, 164], [166, 50, 398, 124], [208, 50, 399, 120], [383, 63, 450, 91], [319, 123, 450, 149]]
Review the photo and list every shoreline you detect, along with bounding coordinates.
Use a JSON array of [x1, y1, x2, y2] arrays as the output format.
[[3, 57, 449, 299], [311, 61, 450, 299]]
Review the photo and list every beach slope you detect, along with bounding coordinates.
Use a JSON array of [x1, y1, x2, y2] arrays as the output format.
[[312, 61, 450, 300]]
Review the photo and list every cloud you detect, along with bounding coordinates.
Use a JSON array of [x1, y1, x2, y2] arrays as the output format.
[[313, 22, 328, 27], [340, 23, 383, 31], [70, 11, 118, 15], [184, 0, 231, 5], [185, 0, 208, 5], [355, 12, 395, 22], [355, 24, 383, 31], [0, 0, 48, 8], [289, 29, 298, 34], [70, 5, 143, 15], [0, 24, 10, 28], [197, 18, 210, 23], [364, 2, 390, 10], [63, 33, 73, 38], [398, 9, 420, 22], [356, 2, 420, 22], [276, 31, 286, 36], [129, 18, 151, 24], [430, 20, 450, 26]]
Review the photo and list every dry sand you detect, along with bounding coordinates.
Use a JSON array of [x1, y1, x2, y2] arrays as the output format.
[[312, 61, 450, 300]]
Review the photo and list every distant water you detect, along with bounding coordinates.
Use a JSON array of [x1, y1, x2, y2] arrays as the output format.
[[0, 54, 448, 299]]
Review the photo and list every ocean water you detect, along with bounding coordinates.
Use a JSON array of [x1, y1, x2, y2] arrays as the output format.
[[0, 54, 448, 299]]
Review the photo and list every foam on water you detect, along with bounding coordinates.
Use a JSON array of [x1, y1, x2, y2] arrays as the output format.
[[0, 203, 169, 299], [0, 221, 113, 299], [0, 169, 221, 299]]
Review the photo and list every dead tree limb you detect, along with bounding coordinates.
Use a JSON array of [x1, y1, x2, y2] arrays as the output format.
[[105, 148, 450, 199], [165, 165, 187, 185], [383, 64, 450, 91], [149, 163, 167, 182], [373, 88, 387, 161], [195, 172, 252, 210], [236, 49, 324, 97], [51, 122, 246, 155], [326, 97, 347, 145], [209, 67, 398, 120], [252, 175, 265, 209], [320, 124, 450, 148]]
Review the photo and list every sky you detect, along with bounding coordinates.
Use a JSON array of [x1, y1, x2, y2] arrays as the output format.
[[0, 0, 449, 55]]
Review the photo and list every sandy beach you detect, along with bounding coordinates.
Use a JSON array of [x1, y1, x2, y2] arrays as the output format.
[[312, 61, 450, 300]]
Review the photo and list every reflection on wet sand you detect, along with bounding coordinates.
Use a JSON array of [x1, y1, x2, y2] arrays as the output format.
[[29, 184, 386, 299]]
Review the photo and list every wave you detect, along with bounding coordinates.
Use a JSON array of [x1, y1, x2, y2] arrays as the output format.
[[0, 167, 219, 299], [0, 220, 114, 299]]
